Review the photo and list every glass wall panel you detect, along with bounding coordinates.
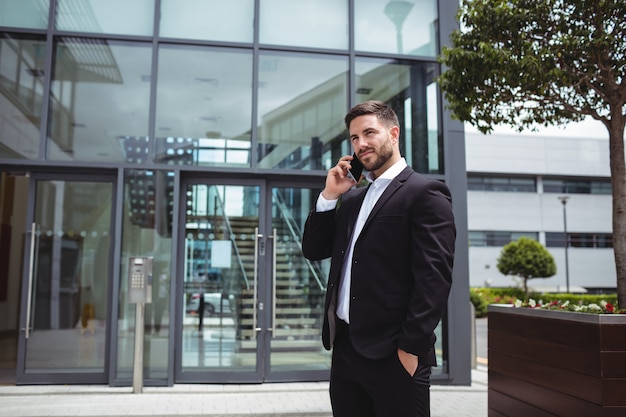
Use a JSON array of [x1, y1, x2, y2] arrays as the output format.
[[0, 0, 49, 29], [154, 45, 253, 167], [160, 0, 253, 43], [355, 58, 442, 174], [55, 0, 154, 36], [259, 0, 348, 50], [257, 52, 348, 170], [47, 38, 152, 162], [354, 0, 438, 57], [116, 169, 174, 382], [0, 33, 46, 159]]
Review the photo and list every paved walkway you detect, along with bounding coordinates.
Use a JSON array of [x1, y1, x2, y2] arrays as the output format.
[[0, 365, 487, 417]]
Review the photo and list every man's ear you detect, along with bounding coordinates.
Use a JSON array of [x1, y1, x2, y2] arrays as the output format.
[[390, 126, 400, 143]]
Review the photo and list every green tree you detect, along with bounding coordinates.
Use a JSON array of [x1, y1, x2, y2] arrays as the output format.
[[438, 0, 626, 307], [497, 237, 557, 295]]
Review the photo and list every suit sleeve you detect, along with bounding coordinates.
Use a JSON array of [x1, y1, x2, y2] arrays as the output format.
[[398, 180, 456, 359], [302, 208, 336, 261]]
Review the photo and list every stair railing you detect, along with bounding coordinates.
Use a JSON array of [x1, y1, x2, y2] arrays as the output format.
[[272, 189, 326, 291]]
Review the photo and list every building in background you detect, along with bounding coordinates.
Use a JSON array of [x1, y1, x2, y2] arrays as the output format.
[[0, 0, 470, 387], [466, 122, 614, 293]]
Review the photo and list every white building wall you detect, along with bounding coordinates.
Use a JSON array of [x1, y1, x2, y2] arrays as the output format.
[[465, 132, 610, 177], [465, 125, 615, 291]]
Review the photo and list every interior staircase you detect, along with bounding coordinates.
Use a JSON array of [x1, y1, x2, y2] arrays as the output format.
[[188, 215, 326, 352]]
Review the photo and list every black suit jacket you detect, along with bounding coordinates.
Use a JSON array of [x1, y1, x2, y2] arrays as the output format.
[[302, 166, 456, 365]]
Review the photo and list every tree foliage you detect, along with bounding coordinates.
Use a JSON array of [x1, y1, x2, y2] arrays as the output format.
[[497, 237, 557, 295], [439, 0, 626, 307], [439, 0, 626, 134]]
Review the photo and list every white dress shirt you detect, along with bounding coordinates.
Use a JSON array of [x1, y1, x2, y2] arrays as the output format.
[[316, 158, 408, 323]]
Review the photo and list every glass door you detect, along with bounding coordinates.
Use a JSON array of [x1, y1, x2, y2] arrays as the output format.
[[176, 179, 331, 383], [177, 179, 266, 383], [17, 175, 115, 384]]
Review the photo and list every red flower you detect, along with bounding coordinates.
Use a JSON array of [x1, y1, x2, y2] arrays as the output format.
[[605, 303, 615, 313]]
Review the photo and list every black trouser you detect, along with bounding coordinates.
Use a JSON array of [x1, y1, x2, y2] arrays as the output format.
[[329, 319, 431, 417]]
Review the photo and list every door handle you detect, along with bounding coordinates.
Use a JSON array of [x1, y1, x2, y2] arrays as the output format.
[[252, 228, 262, 335], [267, 229, 277, 337], [23, 222, 37, 339]]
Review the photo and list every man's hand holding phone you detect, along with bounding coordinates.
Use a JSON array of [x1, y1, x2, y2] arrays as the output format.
[[321, 154, 364, 201]]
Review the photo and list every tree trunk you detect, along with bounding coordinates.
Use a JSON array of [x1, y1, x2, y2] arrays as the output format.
[[608, 112, 626, 308]]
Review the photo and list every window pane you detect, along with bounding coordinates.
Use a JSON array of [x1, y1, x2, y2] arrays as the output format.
[[565, 181, 591, 194], [597, 233, 613, 248], [545, 232, 565, 247], [591, 181, 611, 195], [56, 0, 154, 36], [509, 178, 536, 192], [468, 231, 486, 247], [47, 38, 152, 162], [257, 52, 348, 170], [543, 179, 564, 193], [154, 45, 253, 167], [160, 0, 253, 43], [355, 0, 438, 56], [511, 232, 538, 241], [116, 170, 174, 381], [0, 33, 46, 159], [259, 0, 348, 49], [486, 231, 511, 247], [355, 58, 441, 174], [0, 0, 49, 29], [570, 233, 594, 248], [467, 177, 485, 191]]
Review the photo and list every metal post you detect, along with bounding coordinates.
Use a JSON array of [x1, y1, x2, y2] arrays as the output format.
[[558, 196, 570, 293], [133, 302, 145, 393], [128, 256, 152, 394]]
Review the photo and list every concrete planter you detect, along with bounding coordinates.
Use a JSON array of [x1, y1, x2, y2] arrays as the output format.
[[488, 304, 626, 417]]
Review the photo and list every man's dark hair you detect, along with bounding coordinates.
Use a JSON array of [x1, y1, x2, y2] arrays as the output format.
[[344, 100, 400, 130]]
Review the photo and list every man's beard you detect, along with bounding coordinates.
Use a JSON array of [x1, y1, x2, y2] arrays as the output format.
[[361, 138, 394, 173]]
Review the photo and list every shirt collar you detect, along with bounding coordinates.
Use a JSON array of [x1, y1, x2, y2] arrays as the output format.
[[365, 158, 407, 185]]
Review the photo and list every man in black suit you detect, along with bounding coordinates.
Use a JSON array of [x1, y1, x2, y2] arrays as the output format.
[[302, 101, 456, 417]]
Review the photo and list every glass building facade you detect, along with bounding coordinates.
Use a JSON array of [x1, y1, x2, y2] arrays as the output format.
[[0, 0, 470, 386]]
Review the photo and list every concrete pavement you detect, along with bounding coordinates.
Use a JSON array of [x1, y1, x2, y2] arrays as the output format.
[[0, 365, 487, 417]]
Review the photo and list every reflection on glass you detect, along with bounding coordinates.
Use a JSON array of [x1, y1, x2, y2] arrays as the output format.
[[55, 0, 154, 36], [0, 0, 49, 29], [160, 0, 253, 43], [355, 58, 442, 174], [116, 170, 174, 381], [355, 0, 438, 56], [182, 184, 259, 372], [270, 187, 330, 373], [260, 0, 348, 49], [25, 180, 112, 374], [47, 38, 152, 162], [257, 52, 348, 170], [155, 46, 253, 167], [433, 319, 445, 375], [0, 33, 46, 159]]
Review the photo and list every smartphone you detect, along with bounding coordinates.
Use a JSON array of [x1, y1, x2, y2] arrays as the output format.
[[347, 153, 364, 183]]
